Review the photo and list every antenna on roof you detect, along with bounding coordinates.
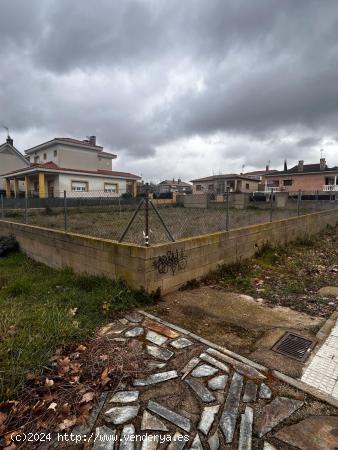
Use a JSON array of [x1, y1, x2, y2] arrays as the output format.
[[241, 164, 245, 174], [320, 148, 324, 158], [1, 124, 9, 138]]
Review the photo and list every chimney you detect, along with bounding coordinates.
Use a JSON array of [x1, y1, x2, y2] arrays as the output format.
[[178, 178, 181, 183], [284, 159, 288, 171], [265, 164, 269, 172], [6, 135, 13, 146], [89, 136, 96, 146], [320, 158, 326, 171], [297, 160, 304, 172]]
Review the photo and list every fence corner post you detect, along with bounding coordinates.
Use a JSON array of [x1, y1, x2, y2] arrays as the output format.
[[297, 189, 302, 216], [270, 188, 273, 222], [25, 192, 28, 224], [144, 182, 149, 247], [0, 194, 4, 220], [226, 186, 230, 231], [64, 190, 68, 232]]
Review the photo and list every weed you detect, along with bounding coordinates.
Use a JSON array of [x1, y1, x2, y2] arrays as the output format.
[[0, 252, 156, 401], [295, 235, 317, 247], [179, 278, 201, 290], [0, 235, 19, 257]]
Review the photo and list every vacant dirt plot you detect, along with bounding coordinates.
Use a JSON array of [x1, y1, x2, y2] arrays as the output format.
[[148, 226, 338, 377], [4, 202, 336, 244]]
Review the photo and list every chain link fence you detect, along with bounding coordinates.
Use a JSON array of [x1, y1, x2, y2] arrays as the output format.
[[1, 188, 337, 246]]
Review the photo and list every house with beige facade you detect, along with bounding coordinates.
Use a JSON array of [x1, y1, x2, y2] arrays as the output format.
[[157, 179, 192, 194], [191, 173, 260, 195], [0, 136, 29, 194], [3, 136, 141, 198], [264, 158, 338, 192]]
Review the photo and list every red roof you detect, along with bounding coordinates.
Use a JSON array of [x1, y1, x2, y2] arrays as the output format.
[[3, 161, 141, 179]]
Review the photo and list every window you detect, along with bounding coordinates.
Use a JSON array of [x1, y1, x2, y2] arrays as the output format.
[[208, 184, 214, 190], [54, 150, 57, 157], [43, 153, 47, 160], [246, 183, 250, 189], [196, 185, 202, 191], [34, 156, 39, 163], [283, 179, 293, 186], [104, 183, 118, 193], [71, 181, 88, 192]]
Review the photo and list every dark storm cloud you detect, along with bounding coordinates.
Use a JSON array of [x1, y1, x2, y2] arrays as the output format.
[[1, 0, 338, 174], [297, 137, 322, 148]]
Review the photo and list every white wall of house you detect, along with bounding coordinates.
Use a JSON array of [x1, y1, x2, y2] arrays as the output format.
[[56, 173, 128, 197]]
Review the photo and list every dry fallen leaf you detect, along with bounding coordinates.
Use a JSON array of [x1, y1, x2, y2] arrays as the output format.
[[57, 417, 77, 431], [77, 403, 93, 424], [100, 368, 111, 386], [80, 392, 95, 403], [47, 402, 57, 411], [69, 308, 78, 316], [45, 378, 54, 387], [76, 344, 87, 352], [32, 400, 45, 413]]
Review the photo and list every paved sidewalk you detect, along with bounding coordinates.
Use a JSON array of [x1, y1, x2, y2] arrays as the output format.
[[67, 311, 338, 450], [301, 318, 338, 399]]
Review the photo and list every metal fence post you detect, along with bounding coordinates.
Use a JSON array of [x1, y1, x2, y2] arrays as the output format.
[[226, 187, 230, 231], [297, 189, 302, 216], [144, 183, 149, 247], [1, 194, 4, 219], [270, 188, 273, 222], [64, 190, 68, 232], [25, 194, 28, 224]]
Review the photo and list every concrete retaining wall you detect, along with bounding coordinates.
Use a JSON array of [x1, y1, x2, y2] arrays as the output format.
[[1, 207, 337, 295], [183, 194, 208, 208]]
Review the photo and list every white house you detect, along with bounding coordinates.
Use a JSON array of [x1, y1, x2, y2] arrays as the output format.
[[3, 136, 141, 198], [0, 136, 30, 194]]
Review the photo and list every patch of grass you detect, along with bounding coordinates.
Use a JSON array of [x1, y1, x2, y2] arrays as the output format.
[[294, 235, 318, 247], [0, 252, 155, 401], [255, 243, 289, 268], [201, 225, 338, 318], [204, 259, 256, 294]]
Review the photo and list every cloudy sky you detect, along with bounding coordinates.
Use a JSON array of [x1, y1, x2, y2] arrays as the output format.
[[1, 0, 338, 181]]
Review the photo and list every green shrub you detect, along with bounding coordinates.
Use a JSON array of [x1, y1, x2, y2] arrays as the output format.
[[0, 236, 19, 257]]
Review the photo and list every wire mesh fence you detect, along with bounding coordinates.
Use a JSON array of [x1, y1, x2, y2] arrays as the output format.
[[1, 188, 337, 246]]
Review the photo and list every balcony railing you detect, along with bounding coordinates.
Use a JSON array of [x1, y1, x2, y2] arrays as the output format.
[[323, 185, 338, 192], [265, 186, 281, 192]]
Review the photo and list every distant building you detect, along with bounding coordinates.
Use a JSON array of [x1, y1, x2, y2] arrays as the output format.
[[157, 179, 192, 194], [137, 181, 157, 196], [3, 136, 141, 198], [0, 136, 29, 194], [244, 167, 279, 191], [264, 158, 338, 192], [191, 174, 260, 194]]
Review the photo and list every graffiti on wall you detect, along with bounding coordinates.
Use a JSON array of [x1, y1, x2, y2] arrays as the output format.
[[153, 249, 187, 275]]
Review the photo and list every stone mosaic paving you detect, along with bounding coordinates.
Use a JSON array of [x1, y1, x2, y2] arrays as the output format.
[[301, 318, 338, 399], [77, 312, 335, 449]]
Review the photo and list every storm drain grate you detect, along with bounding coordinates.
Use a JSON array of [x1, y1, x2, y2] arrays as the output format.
[[272, 332, 316, 362]]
